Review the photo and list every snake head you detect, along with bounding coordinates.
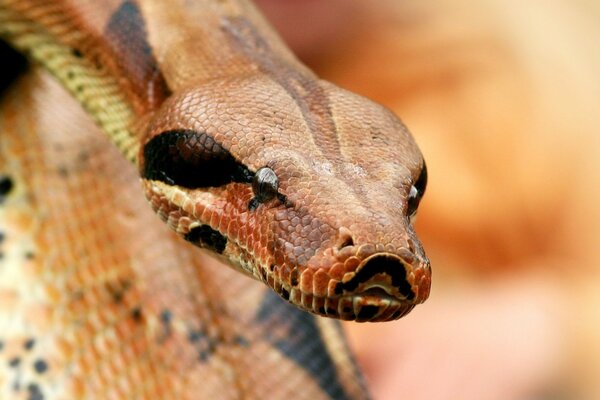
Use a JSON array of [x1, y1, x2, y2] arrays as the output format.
[[139, 75, 430, 322]]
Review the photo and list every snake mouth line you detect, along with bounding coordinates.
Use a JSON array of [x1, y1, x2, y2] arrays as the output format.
[[269, 278, 415, 322]]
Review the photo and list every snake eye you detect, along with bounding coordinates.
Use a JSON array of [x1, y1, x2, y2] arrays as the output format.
[[249, 167, 279, 209], [407, 162, 427, 218]]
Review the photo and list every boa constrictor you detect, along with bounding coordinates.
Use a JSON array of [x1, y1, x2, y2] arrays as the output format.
[[0, 0, 430, 398]]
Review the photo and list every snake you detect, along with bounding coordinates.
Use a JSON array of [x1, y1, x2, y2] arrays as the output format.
[[0, 0, 430, 398]]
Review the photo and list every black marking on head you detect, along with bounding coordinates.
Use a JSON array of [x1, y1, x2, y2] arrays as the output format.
[[255, 290, 359, 400], [340, 255, 414, 300], [143, 129, 253, 188], [33, 359, 48, 374], [8, 357, 20, 368], [184, 225, 227, 254], [0, 40, 27, 96], [105, 0, 171, 107], [0, 175, 14, 200]]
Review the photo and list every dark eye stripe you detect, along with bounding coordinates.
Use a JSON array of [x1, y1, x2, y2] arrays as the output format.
[[142, 129, 253, 188]]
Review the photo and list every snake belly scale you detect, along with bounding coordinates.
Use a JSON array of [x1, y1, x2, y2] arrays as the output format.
[[0, 0, 430, 399]]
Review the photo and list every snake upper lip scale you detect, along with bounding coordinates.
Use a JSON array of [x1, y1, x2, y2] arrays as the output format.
[[261, 239, 431, 322]]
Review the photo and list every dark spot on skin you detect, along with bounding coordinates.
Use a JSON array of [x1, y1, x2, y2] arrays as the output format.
[[77, 151, 90, 163], [342, 306, 352, 313], [269, 264, 275, 272], [27, 383, 44, 400], [184, 225, 227, 254], [391, 309, 404, 320], [234, 335, 249, 347], [280, 287, 289, 301], [105, 279, 131, 303], [160, 309, 172, 325], [0, 232, 5, 243], [0, 175, 14, 199], [326, 308, 337, 315], [57, 166, 69, 177], [33, 359, 48, 374], [130, 307, 142, 322], [9, 357, 20, 367], [318, 306, 326, 315], [188, 329, 206, 343], [25, 251, 35, 260], [71, 48, 83, 58], [24, 339, 35, 351], [186, 327, 219, 363], [198, 351, 209, 362], [356, 305, 380, 321], [143, 129, 253, 188]]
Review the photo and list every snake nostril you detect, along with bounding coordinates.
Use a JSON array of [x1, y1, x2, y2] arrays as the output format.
[[336, 227, 355, 250], [339, 236, 354, 249], [337, 227, 354, 250]]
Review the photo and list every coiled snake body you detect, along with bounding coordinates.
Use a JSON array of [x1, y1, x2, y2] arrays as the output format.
[[0, 1, 430, 398]]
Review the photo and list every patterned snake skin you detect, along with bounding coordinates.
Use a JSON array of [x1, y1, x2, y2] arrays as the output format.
[[0, 0, 430, 398]]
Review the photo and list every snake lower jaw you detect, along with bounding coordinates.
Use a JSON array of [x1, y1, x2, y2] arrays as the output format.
[[269, 281, 417, 322]]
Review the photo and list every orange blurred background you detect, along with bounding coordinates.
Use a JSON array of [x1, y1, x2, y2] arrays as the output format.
[[255, 1, 600, 399]]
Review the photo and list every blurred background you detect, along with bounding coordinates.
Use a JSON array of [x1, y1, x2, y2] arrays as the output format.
[[255, 1, 600, 399]]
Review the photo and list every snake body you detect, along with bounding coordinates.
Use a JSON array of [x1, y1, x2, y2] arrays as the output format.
[[0, 0, 430, 398]]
